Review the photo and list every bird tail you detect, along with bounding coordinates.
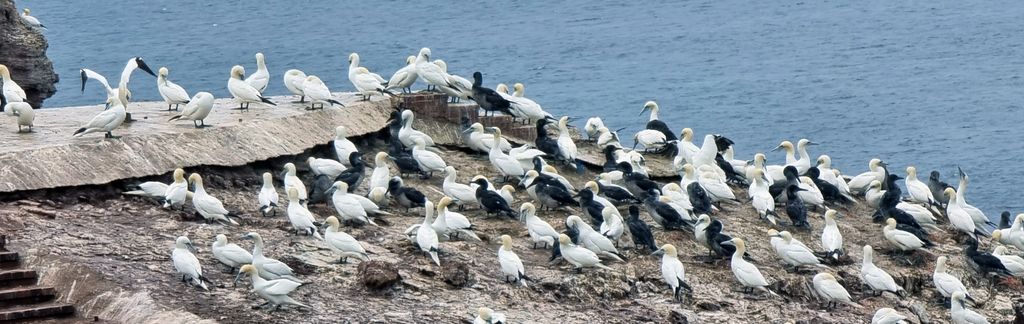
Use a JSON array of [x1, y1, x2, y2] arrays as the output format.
[[169, 115, 183, 121], [843, 300, 864, 308], [73, 127, 88, 137], [259, 96, 277, 106], [457, 229, 482, 241], [574, 159, 586, 174], [313, 230, 323, 240], [595, 263, 615, 271], [371, 210, 393, 216], [328, 99, 345, 107], [429, 251, 440, 266], [259, 204, 275, 215], [122, 190, 150, 197], [283, 297, 310, 309], [366, 217, 381, 227], [281, 275, 305, 284]]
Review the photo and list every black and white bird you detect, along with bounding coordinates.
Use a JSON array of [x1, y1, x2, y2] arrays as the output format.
[[473, 178, 516, 218], [387, 177, 425, 212], [470, 72, 512, 117], [333, 152, 366, 191]]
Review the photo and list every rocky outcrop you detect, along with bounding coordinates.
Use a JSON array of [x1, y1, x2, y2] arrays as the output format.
[[0, 0, 58, 108]]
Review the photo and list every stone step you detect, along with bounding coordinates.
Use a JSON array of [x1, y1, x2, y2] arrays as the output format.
[[0, 302, 75, 321], [0, 286, 57, 307], [0, 270, 37, 288]]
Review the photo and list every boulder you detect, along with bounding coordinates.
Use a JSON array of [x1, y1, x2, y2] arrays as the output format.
[[0, 0, 58, 108]]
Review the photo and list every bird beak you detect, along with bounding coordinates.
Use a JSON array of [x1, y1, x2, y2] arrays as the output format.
[[136, 59, 157, 77], [638, 106, 648, 116], [878, 161, 889, 167], [721, 240, 735, 246], [770, 145, 782, 152], [186, 243, 198, 253], [652, 248, 665, 256], [807, 141, 819, 146], [233, 271, 244, 285], [240, 234, 253, 240]]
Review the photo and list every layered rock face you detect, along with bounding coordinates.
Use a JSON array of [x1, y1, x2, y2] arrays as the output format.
[[0, 0, 58, 108]]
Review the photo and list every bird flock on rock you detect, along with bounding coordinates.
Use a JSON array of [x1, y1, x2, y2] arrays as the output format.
[[0, 18, 1010, 319]]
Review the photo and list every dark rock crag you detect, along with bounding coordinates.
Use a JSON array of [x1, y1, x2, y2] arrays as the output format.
[[0, 0, 58, 108]]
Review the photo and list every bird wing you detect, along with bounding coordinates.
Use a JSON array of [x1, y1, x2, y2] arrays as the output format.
[[134, 181, 169, 197], [163, 81, 190, 102], [261, 258, 295, 276], [353, 73, 385, 92], [229, 79, 263, 101], [219, 245, 254, 264], [172, 249, 202, 277], [416, 225, 439, 251], [196, 194, 230, 215], [304, 80, 332, 101], [263, 278, 302, 296], [83, 107, 120, 130], [528, 219, 559, 238]]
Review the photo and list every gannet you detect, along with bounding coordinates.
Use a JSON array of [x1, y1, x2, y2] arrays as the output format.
[[414, 48, 453, 91], [280, 163, 307, 207], [499, 185, 516, 206], [465, 123, 512, 153], [821, 209, 843, 260], [558, 234, 613, 272], [991, 246, 1024, 276], [519, 203, 558, 249], [655, 244, 690, 302], [871, 307, 908, 324], [156, 67, 189, 111], [243, 52, 269, 93], [172, 236, 209, 290], [412, 137, 446, 178], [633, 129, 668, 153], [432, 59, 473, 102], [442, 167, 476, 210], [20, 8, 44, 29], [302, 75, 343, 109], [596, 127, 622, 149], [992, 214, 1024, 250], [398, 110, 436, 148], [553, 116, 580, 168], [659, 183, 694, 219], [848, 159, 887, 194], [307, 157, 346, 179], [934, 256, 971, 301], [347, 53, 385, 85], [860, 245, 905, 296], [286, 188, 321, 238], [509, 145, 547, 171], [241, 232, 302, 283], [507, 83, 553, 124], [369, 152, 392, 193], [965, 239, 1011, 276], [945, 188, 982, 241], [323, 216, 369, 263], [955, 170, 995, 230], [164, 168, 188, 209], [168, 92, 214, 127], [599, 206, 625, 242], [474, 178, 517, 217], [5, 102, 32, 132], [815, 155, 842, 187], [904, 166, 937, 206], [497, 235, 528, 286], [577, 187, 607, 225], [212, 234, 253, 273], [78, 68, 116, 107], [0, 64, 27, 103], [189, 173, 238, 225], [474, 307, 507, 324], [350, 61, 390, 101], [624, 205, 657, 252], [929, 170, 953, 206], [429, 197, 480, 241], [283, 69, 307, 102], [584, 117, 605, 141], [812, 273, 861, 309], [80, 57, 156, 107], [865, 180, 885, 208], [722, 238, 776, 296], [330, 182, 379, 227], [567, 216, 625, 261], [770, 231, 826, 269], [749, 169, 778, 225], [639, 101, 675, 141], [73, 85, 127, 138], [698, 166, 736, 203], [333, 126, 359, 166], [883, 218, 929, 252], [488, 128, 525, 183], [416, 201, 441, 266], [950, 291, 988, 324], [789, 139, 817, 174], [386, 55, 418, 93], [235, 265, 309, 310], [257, 172, 279, 217], [471, 72, 513, 116], [228, 65, 275, 109]]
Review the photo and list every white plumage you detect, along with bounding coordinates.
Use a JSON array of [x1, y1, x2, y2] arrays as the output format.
[[821, 210, 843, 260], [557, 234, 613, 271], [520, 203, 559, 249], [498, 235, 527, 286], [212, 234, 253, 271], [412, 138, 447, 176], [169, 92, 214, 127], [307, 156, 347, 179], [156, 67, 189, 110], [443, 167, 476, 209], [861, 245, 904, 295], [189, 173, 238, 225], [331, 182, 378, 226], [416, 201, 441, 266], [283, 69, 307, 101], [171, 236, 208, 290], [812, 273, 861, 308], [244, 52, 269, 93], [933, 256, 971, 301], [243, 232, 303, 283], [285, 188, 321, 239], [334, 126, 359, 166], [323, 216, 369, 263]]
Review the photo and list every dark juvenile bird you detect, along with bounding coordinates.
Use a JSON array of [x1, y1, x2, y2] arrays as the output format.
[[874, 190, 931, 245], [965, 239, 1012, 276], [705, 219, 751, 260], [602, 145, 620, 172], [643, 190, 690, 230], [534, 119, 561, 158], [785, 185, 810, 228], [593, 180, 641, 205], [576, 188, 606, 227], [529, 178, 576, 210], [626, 205, 658, 253], [387, 139, 423, 177], [769, 166, 800, 200], [470, 72, 512, 117], [687, 181, 713, 215], [387, 177, 425, 212], [928, 170, 953, 206], [807, 167, 853, 204], [474, 178, 517, 218], [999, 211, 1013, 230], [307, 174, 334, 205], [619, 162, 660, 200], [715, 153, 747, 185], [334, 152, 365, 191]]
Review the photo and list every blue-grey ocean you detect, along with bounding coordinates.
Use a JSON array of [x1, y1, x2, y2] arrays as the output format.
[[29, 1, 1024, 219]]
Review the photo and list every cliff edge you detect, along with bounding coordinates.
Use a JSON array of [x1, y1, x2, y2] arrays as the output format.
[[0, 0, 58, 108]]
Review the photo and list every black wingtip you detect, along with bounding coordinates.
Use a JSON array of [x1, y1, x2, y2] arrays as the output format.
[[260, 97, 277, 106], [328, 99, 344, 107], [168, 115, 182, 121], [73, 127, 86, 135], [79, 70, 87, 92]]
